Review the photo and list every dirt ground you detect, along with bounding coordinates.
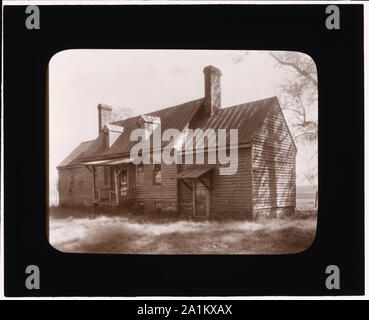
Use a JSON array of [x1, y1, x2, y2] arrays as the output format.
[[48, 207, 317, 254]]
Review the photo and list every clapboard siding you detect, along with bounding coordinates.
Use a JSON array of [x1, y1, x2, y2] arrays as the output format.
[[59, 166, 93, 206], [135, 164, 178, 203], [252, 104, 296, 216], [211, 147, 252, 216], [179, 147, 253, 217]]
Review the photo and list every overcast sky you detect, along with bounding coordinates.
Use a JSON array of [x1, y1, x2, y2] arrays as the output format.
[[48, 49, 317, 200]]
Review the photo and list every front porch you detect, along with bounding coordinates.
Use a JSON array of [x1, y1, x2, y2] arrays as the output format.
[[83, 158, 136, 207]]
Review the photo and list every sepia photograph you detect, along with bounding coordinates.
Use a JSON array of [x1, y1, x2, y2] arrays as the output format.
[[48, 50, 318, 254]]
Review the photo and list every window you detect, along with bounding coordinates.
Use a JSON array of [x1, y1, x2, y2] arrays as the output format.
[[153, 164, 162, 184], [104, 166, 111, 186], [136, 164, 144, 186]]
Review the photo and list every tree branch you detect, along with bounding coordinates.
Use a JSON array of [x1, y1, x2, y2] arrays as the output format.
[[269, 52, 318, 88]]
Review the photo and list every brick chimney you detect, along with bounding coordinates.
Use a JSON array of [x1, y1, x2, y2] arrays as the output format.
[[97, 104, 112, 135], [203, 65, 222, 116]]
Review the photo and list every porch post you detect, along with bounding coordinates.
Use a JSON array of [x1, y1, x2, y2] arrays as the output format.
[[206, 188, 211, 218], [92, 166, 96, 202], [114, 166, 119, 205], [192, 179, 196, 217]]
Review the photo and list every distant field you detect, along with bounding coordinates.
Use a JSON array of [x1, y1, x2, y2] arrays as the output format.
[[49, 207, 317, 255]]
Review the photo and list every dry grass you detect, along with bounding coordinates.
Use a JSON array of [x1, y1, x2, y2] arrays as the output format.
[[48, 207, 317, 254]]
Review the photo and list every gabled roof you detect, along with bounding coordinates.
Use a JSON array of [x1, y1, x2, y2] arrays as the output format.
[[183, 96, 278, 148], [64, 95, 286, 166], [70, 98, 204, 164], [104, 124, 124, 133], [138, 115, 161, 124], [57, 140, 94, 168]]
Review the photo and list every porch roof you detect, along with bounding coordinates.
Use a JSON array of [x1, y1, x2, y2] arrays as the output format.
[[82, 158, 134, 166], [177, 166, 215, 179], [105, 158, 135, 165]]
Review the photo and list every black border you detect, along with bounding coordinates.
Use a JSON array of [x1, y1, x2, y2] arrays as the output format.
[[3, 4, 364, 296]]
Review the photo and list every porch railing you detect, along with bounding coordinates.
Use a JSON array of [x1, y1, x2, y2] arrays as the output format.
[[93, 187, 135, 205], [93, 188, 118, 205]]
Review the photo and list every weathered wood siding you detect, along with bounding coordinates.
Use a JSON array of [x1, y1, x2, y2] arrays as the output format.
[[58, 166, 93, 206], [135, 163, 178, 212], [211, 147, 253, 216], [252, 105, 296, 217], [179, 147, 253, 217], [59, 163, 178, 211]]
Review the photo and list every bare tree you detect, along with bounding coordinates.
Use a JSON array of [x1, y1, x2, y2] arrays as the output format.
[[269, 52, 318, 88], [269, 52, 318, 145], [269, 52, 318, 189], [232, 51, 318, 187]]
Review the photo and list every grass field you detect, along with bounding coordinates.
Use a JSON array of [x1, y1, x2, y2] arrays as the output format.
[[49, 207, 317, 255]]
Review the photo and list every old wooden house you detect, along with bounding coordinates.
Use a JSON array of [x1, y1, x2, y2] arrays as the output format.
[[57, 65, 296, 218]]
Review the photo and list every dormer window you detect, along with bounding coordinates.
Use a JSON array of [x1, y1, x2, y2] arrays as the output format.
[[136, 115, 161, 140], [102, 124, 123, 148]]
